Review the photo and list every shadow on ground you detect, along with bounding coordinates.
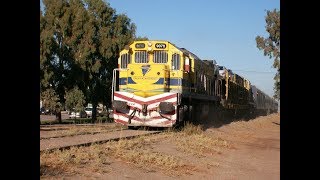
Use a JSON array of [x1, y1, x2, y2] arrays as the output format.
[[192, 105, 273, 130]]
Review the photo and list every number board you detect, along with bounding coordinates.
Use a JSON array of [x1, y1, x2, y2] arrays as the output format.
[[155, 43, 166, 49], [135, 43, 145, 48]]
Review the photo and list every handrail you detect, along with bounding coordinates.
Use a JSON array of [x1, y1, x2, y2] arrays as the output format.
[[111, 68, 119, 102]]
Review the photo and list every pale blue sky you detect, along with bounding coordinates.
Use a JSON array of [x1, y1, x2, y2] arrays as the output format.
[[41, 0, 280, 97]]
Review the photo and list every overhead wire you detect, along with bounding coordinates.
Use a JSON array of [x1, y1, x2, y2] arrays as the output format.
[[232, 69, 275, 74]]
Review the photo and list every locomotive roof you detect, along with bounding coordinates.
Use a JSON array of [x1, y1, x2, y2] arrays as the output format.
[[131, 40, 202, 61], [178, 48, 201, 61]]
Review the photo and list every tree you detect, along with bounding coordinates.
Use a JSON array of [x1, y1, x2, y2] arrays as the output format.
[[73, 0, 136, 122], [65, 86, 86, 118], [40, 0, 136, 123], [256, 9, 280, 100], [40, 88, 62, 123], [135, 36, 149, 41], [40, 0, 76, 121]]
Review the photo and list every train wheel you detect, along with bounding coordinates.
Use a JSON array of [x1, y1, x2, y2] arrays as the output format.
[[179, 105, 188, 122], [188, 104, 194, 122]]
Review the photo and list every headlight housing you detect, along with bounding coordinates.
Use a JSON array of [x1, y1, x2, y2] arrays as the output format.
[[112, 100, 129, 113], [159, 102, 175, 114]]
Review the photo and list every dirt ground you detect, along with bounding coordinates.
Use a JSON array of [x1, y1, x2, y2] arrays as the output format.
[[40, 113, 280, 180]]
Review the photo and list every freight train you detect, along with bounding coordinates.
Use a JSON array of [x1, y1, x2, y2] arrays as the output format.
[[111, 40, 278, 127]]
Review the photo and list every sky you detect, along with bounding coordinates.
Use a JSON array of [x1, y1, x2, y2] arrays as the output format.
[[41, 0, 280, 98]]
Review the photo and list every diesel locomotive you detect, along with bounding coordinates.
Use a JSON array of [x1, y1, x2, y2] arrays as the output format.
[[111, 40, 278, 127]]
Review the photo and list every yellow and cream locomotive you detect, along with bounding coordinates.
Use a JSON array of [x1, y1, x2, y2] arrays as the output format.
[[112, 40, 278, 127]]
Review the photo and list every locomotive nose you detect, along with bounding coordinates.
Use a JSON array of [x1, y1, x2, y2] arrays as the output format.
[[127, 64, 169, 97]]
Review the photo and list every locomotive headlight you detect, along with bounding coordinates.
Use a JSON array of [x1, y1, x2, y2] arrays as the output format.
[[148, 47, 152, 51], [148, 41, 152, 47], [112, 100, 129, 113], [159, 102, 175, 114]]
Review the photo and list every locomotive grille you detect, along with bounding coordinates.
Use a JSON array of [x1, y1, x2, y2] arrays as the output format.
[[153, 51, 168, 63], [135, 51, 148, 63]]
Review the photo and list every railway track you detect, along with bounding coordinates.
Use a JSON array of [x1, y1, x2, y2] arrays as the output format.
[[40, 128, 125, 140], [40, 129, 161, 153], [40, 123, 117, 129]]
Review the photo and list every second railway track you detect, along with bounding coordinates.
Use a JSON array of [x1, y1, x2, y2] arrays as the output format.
[[40, 129, 161, 153]]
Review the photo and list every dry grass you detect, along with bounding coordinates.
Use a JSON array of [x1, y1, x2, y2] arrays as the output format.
[[40, 143, 113, 177], [40, 122, 234, 177], [175, 134, 230, 157], [109, 136, 194, 175], [40, 151, 74, 177], [180, 122, 204, 135], [40, 134, 195, 177], [171, 122, 230, 157]]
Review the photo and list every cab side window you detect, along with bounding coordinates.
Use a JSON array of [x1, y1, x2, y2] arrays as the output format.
[[171, 53, 180, 70], [120, 53, 131, 69]]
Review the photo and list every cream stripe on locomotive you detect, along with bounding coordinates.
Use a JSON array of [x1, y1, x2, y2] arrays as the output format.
[[114, 92, 177, 110], [114, 112, 176, 126], [113, 92, 178, 127]]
